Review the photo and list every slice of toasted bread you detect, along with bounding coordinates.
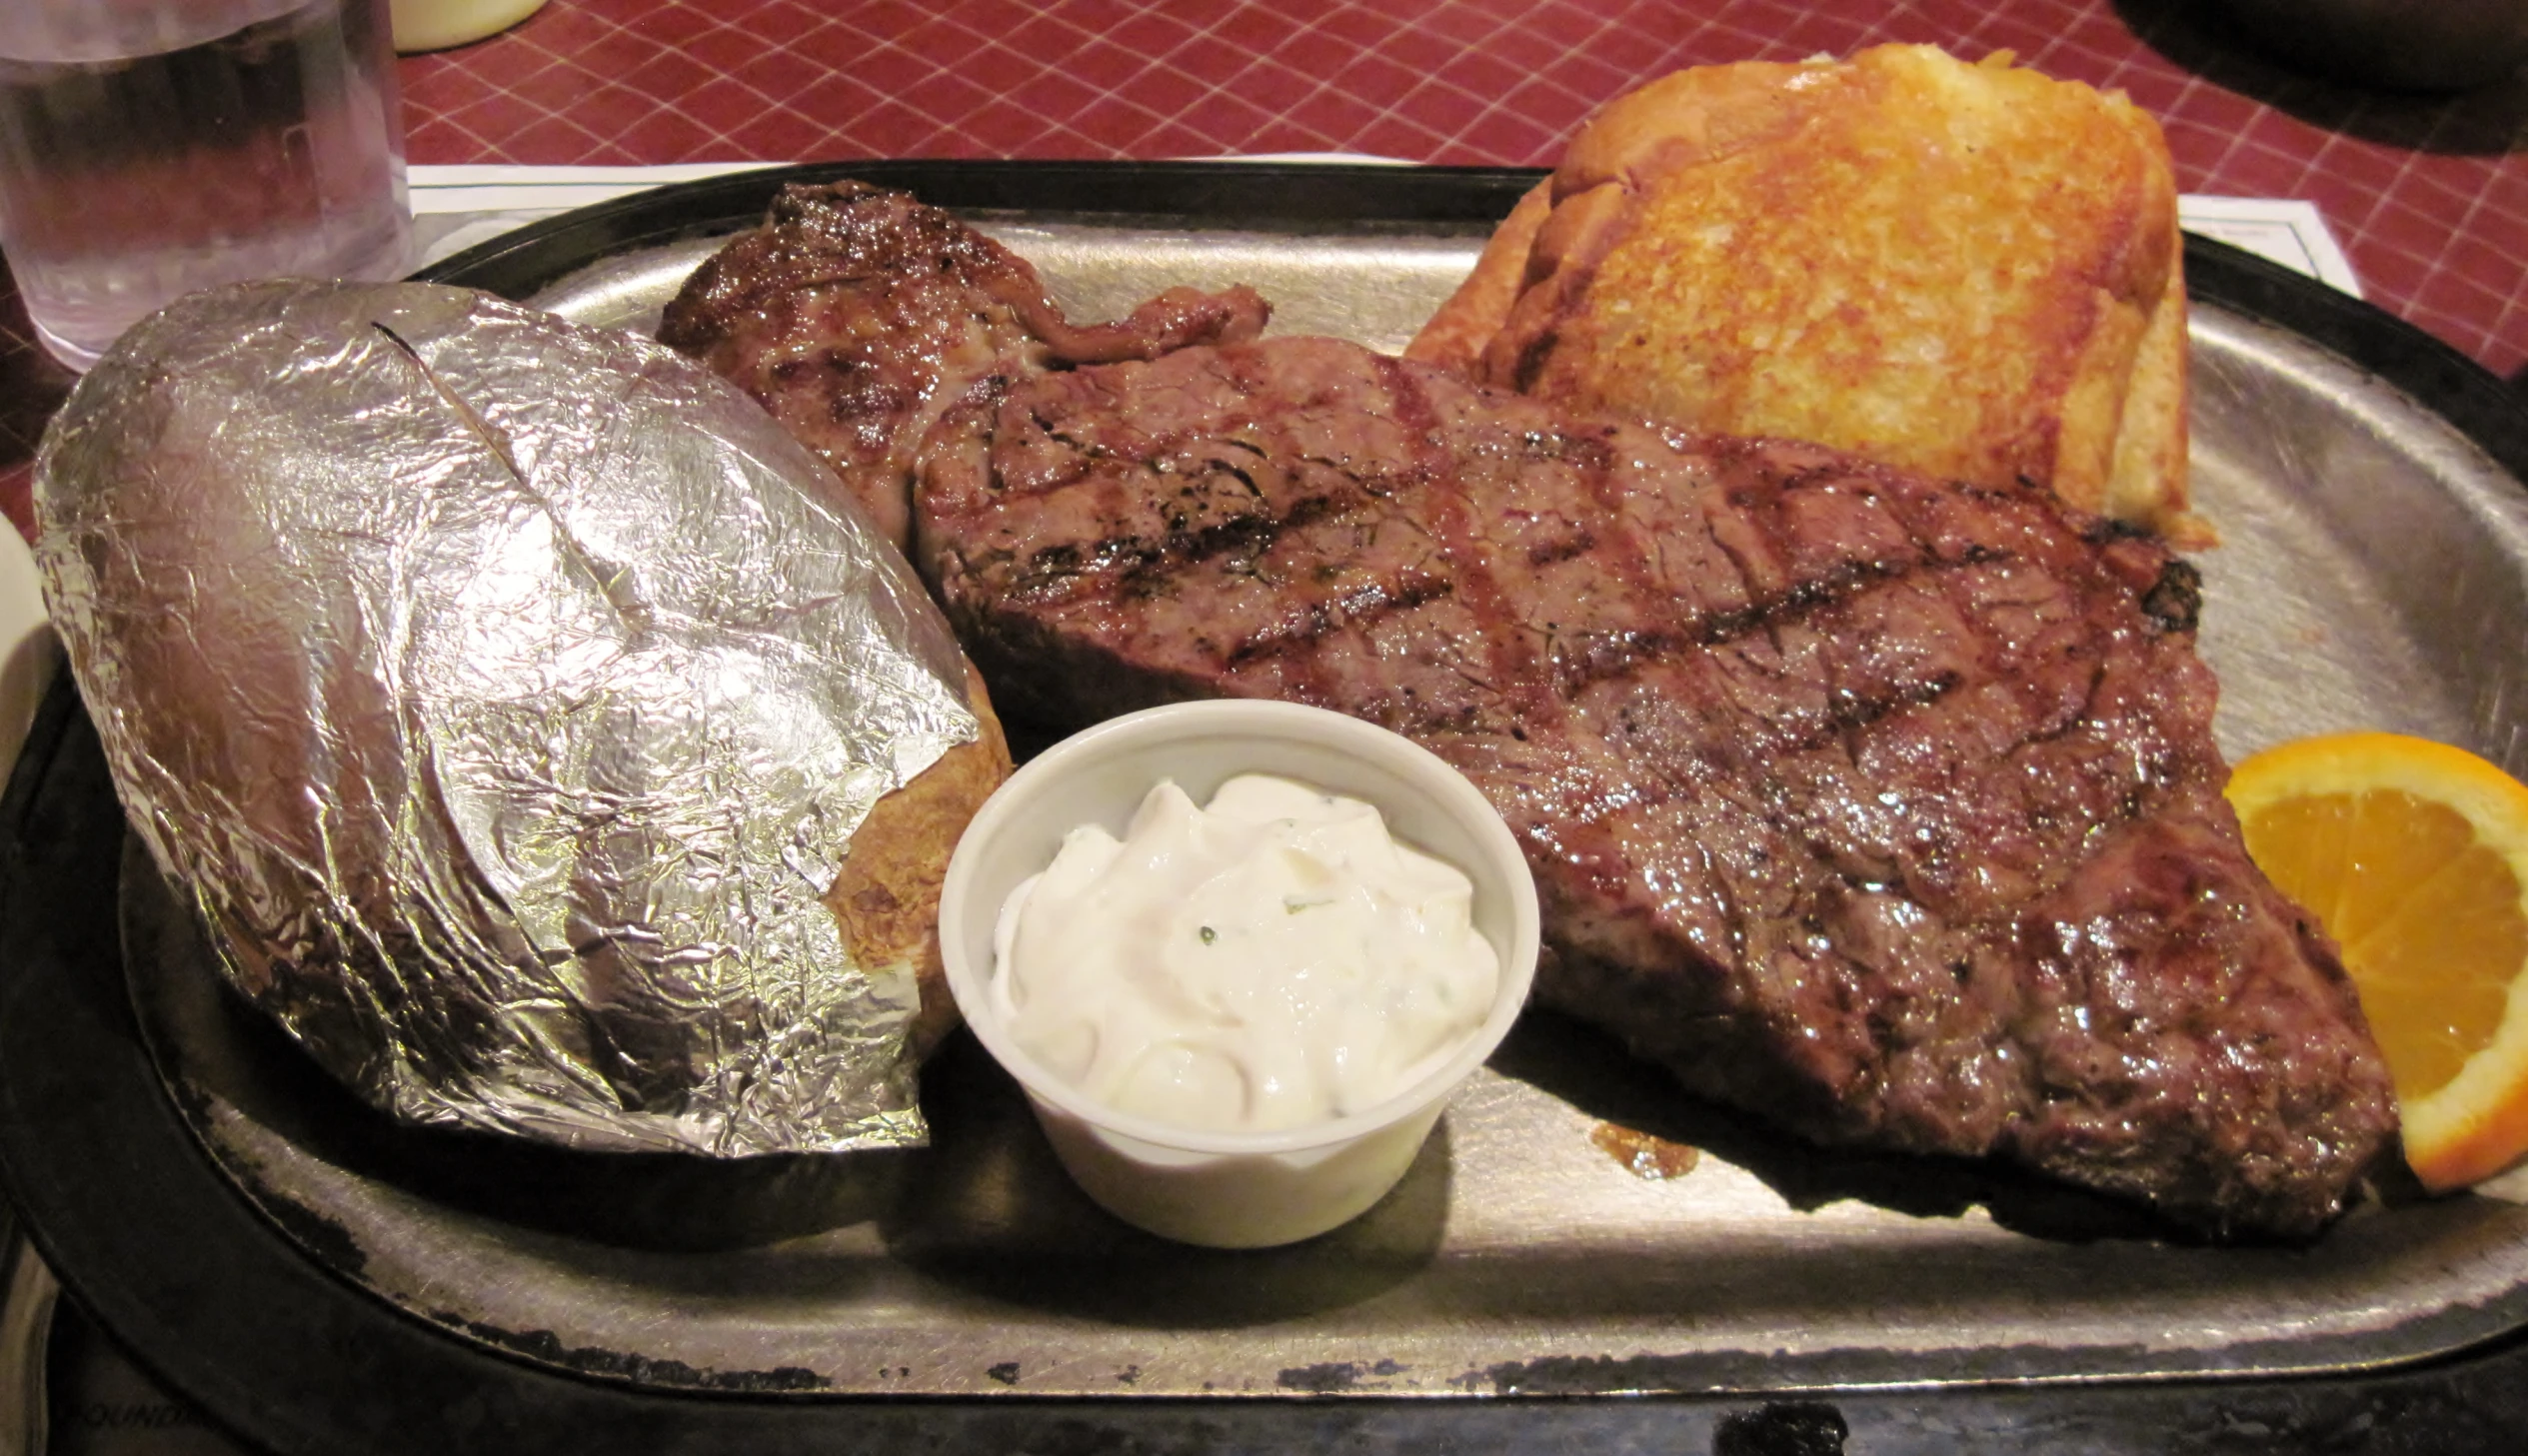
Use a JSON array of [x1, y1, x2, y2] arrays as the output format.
[[1408, 46, 2206, 546]]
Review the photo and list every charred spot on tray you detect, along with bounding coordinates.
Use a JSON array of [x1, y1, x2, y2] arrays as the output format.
[[259, 1192, 370, 1280], [986, 1361, 1021, 1385], [1474, 1351, 1717, 1396], [1277, 1359, 1403, 1393], [452, 1320, 829, 1392]]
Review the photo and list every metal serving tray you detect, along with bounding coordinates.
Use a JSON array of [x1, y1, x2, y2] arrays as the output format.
[[57, 162, 2528, 1405]]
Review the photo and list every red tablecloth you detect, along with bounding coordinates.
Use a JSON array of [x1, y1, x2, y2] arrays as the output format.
[[396, 0, 2528, 374], [7, 0, 2524, 537]]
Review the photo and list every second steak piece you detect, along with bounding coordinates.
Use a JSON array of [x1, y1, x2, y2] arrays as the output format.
[[920, 335, 2399, 1238], [661, 181, 1269, 549]]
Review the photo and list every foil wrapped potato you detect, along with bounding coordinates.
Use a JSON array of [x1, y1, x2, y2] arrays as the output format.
[[34, 279, 1008, 1156]]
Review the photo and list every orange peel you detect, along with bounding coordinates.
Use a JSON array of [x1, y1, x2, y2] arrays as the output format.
[[2226, 731, 2528, 1191]]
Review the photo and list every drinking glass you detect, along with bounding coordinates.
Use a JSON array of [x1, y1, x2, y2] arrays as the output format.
[[0, 0, 411, 372]]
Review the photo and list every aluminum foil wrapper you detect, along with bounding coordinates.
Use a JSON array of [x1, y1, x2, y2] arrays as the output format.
[[34, 279, 987, 1156]]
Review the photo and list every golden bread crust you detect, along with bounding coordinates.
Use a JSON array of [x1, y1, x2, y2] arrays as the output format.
[[1403, 180, 1549, 373], [1411, 45, 2202, 543], [822, 663, 1012, 1059], [2110, 249, 2206, 547]]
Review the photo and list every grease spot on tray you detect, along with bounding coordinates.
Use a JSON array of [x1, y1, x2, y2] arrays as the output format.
[[1592, 1120, 1701, 1180]]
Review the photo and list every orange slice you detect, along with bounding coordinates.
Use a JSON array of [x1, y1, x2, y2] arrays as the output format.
[[2225, 731, 2528, 1191]]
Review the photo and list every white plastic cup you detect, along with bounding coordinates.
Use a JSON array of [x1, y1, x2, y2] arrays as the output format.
[[0, 0, 412, 372], [938, 700, 1541, 1249]]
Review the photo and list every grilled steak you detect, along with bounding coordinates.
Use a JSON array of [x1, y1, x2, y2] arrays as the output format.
[[661, 182, 1270, 548], [917, 335, 2399, 1237]]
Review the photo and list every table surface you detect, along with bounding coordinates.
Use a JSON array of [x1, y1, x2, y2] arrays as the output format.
[[4, 0, 2526, 539]]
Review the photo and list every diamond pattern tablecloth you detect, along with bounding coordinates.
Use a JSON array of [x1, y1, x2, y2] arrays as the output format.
[[395, 0, 2528, 373], [6, 0, 2525, 537]]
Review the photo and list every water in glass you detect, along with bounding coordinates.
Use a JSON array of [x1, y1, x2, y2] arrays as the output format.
[[0, 0, 410, 371]]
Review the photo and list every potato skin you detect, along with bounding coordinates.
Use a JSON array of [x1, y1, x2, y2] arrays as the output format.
[[824, 664, 1012, 1060]]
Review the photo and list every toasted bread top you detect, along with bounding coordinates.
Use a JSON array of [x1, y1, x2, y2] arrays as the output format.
[[1409, 46, 2205, 546]]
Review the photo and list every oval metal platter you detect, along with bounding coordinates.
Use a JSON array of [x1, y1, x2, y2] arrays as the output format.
[[43, 162, 2528, 1405]]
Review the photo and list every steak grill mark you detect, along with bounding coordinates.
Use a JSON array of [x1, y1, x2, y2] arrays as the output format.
[[1006, 471, 2014, 752]]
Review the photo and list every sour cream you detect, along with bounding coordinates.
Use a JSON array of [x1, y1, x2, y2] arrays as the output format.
[[991, 773, 1501, 1134]]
